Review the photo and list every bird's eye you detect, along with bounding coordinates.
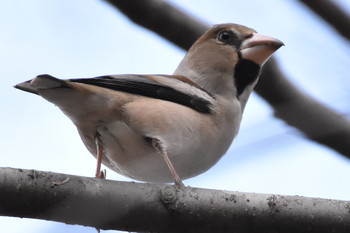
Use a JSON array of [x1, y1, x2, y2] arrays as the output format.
[[218, 30, 234, 43]]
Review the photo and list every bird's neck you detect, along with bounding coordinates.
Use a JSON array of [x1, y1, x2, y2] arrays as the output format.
[[174, 55, 236, 100]]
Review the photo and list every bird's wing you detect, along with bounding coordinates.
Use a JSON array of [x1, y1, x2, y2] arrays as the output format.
[[69, 74, 215, 113]]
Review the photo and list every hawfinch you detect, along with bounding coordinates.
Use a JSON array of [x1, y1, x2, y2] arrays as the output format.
[[15, 23, 283, 186]]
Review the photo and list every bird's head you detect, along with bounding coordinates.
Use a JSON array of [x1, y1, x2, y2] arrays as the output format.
[[174, 23, 283, 108]]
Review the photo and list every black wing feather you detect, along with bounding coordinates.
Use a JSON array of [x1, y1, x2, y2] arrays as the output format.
[[70, 75, 212, 113]]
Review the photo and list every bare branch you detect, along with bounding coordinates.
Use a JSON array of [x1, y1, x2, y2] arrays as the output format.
[[105, 0, 350, 158], [299, 0, 350, 42], [106, 0, 207, 50], [1, 167, 350, 233], [106, 0, 206, 50], [258, 59, 350, 157]]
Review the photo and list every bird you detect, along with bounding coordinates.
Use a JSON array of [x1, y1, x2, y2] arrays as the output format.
[[15, 23, 283, 187]]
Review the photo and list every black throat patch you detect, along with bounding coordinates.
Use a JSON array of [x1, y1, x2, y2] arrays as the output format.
[[234, 59, 261, 97]]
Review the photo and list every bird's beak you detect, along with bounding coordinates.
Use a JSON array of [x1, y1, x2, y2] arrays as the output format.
[[240, 33, 284, 66]]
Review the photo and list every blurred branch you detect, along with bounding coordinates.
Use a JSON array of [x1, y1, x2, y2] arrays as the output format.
[[105, 0, 207, 50], [258, 59, 350, 158], [105, 0, 350, 158], [300, 0, 350, 42], [1, 167, 350, 233]]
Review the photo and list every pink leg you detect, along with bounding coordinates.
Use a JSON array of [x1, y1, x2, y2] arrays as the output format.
[[95, 137, 106, 179], [153, 138, 184, 187]]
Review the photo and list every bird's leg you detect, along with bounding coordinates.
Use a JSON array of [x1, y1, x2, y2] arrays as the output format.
[[95, 136, 106, 179], [94, 136, 106, 233], [152, 138, 184, 187]]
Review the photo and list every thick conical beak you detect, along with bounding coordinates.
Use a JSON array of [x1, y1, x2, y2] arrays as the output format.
[[240, 33, 284, 66]]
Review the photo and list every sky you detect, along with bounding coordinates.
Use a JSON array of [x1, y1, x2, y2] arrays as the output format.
[[1, 0, 350, 232]]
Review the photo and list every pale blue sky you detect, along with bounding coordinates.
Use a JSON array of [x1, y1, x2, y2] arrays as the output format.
[[1, 0, 350, 232]]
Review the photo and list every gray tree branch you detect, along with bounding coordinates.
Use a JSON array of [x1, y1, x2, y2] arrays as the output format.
[[299, 0, 350, 42], [105, 0, 350, 158], [1, 167, 350, 233]]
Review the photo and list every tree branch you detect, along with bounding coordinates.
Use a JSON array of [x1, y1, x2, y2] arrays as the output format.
[[1, 167, 350, 233], [258, 59, 350, 158], [106, 0, 207, 50], [105, 0, 350, 158], [299, 0, 350, 42]]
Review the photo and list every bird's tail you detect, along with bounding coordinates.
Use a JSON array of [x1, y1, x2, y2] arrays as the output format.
[[14, 74, 70, 94]]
